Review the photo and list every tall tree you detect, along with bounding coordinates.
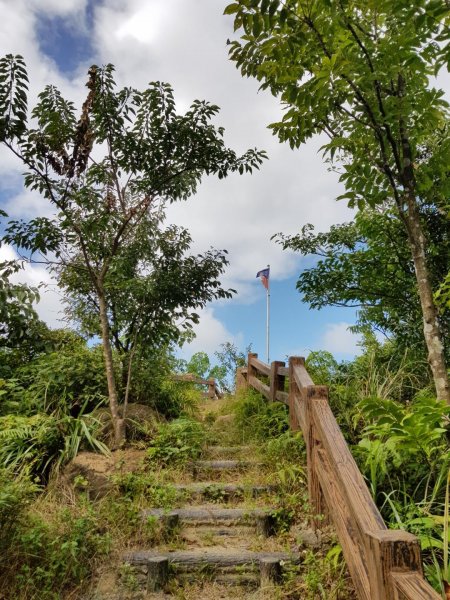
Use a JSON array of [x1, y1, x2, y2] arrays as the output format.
[[0, 56, 267, 444], [60, 207, 234, 411], [275, 205, 450, 354], [226, 0, 450, 402]]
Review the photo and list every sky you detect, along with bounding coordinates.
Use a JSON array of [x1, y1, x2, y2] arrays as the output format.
[[0, 0, 365, 365]]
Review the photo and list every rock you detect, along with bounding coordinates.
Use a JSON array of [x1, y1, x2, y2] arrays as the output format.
[[63, 452, 115, 499], [94, 403, 162, 446], [293, 527, 322, 549], [63, 447, 147, 499]]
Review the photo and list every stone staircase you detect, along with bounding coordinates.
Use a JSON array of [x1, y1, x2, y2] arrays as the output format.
[[121, 436, 302, 598]]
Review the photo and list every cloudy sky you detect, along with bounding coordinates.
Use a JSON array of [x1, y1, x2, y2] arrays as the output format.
[[0, 0, 364, 363]]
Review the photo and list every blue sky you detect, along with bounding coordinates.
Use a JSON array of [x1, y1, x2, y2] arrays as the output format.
[[0, 0, 366, 365]]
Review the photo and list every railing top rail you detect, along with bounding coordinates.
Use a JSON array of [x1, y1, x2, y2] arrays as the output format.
[[248, 354, 270, 376], [292, 362, 314, 389]]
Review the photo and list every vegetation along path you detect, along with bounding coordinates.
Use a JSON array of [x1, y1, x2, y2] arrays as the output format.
[[92, 393, 356, 599]]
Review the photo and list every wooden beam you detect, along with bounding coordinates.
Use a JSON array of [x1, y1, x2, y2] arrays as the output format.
[[247, 352, 258, 383], [391, 572, 441, 600], [316, 448, 372, 600], [235, 367, 248, 393], [365, 530, 424, 600], [251, 357, 271, 376], [312, 398, 386, 536], [270, 360, 285, 402], [292, 361, 314, 389], [275, 390, 289, 405], [304, 386, 329, 525], [288, 357, 303, 431], [248, 375, 270, 400]]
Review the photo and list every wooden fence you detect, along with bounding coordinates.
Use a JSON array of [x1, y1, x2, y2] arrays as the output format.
[[236, 353, 441, 600], [172, 374, 223, 400]]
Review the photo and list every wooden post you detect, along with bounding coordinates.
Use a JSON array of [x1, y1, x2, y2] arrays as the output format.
[[255, 513, 276, 537], [305, 384, 329, 528], [365, 530, 423, 600], [247, 352, 258, 382], [235, 367, 248, 393], [147, 556, 169, 592], [288, 356, 303, 431], [270, 360, 285, 402], [260, 557, 281, 586], [161, 512, 180, 538]]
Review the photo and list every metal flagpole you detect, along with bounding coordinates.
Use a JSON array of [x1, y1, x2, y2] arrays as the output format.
[[266, 264, 270, 364]]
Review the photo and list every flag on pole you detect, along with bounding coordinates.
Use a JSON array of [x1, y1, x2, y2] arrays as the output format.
[[256, 267, 270, 290]]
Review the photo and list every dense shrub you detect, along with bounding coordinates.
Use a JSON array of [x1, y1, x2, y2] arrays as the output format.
[[0, 412, 108, 480], [233, 388, 289, 441], [147, 417, 207, 465]]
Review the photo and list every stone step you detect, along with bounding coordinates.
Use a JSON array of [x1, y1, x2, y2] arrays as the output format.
[[142, 507, 277, 536], [205, 446, 254, 458], [192, 459, 261, 475], [123, 549, 301, 592], [172, 482, 276, 501]]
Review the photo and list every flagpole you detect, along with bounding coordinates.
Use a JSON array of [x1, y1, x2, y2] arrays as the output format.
[[266, 264, 270, 364]]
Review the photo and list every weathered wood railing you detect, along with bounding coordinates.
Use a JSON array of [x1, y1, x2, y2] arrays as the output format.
[[236, 353, 441, 600], [172, 374, 222, 400]]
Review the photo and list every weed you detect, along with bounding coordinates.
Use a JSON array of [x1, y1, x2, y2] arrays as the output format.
[[118, 563, 139, 591], [147, 417, 207, 466]]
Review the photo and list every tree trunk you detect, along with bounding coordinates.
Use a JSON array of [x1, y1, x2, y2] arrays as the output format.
[[98, 288, 126, 446], [406, 195, 450, 404]]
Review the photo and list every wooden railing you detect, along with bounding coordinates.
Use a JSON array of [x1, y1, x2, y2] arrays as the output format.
[[172, 374, 223, 400], [236, 353, 441, 600]]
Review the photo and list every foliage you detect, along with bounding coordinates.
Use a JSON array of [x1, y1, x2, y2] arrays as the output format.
[[226, 0, 449, 208], [0, 410, 109, 479], [147, 417, 207, 466], [0, 215, 40, 349], [214, 341, 253, 392], [233, 388, 289, 441], [356, 393, 450, 500], [226, 0, 450, 402], [0, 499, 110, 599], [11, 341, 108, 416], [0, 55, 267, 442], [122, 350, 203, 418], [61, 213, 236, 359], [0, 468, 38, 555], [276, 207, 450, 356], [113, 472, 182, 508]]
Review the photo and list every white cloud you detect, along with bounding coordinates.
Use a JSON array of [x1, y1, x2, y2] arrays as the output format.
[[30, 0, 87, 16], [0, 245, 64, 328], [178, 308, 243, 359], [320, 322, 362, 356]]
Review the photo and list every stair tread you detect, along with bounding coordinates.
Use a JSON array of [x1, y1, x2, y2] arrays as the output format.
[[142, 507, 272, 520], [172, 482, 273, 490], [193, 460, 260, 468], [125, 548, 301, 566]]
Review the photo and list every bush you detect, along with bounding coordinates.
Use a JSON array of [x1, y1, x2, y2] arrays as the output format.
[[1, 502, 110, 599], [0, 468, 38, 557], [147, 417, 207, 465], [233, 389, 289, 441], [0, 412, 109, 480]]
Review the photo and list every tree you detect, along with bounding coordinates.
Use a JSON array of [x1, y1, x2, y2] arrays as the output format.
[[225, 1, 450, 402], [60, 208, 234, 411], [275, 205, 450, 356], [0, 55, 267, 444], [0, 211, 40, 348]]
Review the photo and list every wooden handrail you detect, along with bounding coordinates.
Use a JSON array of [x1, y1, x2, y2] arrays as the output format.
[[172, 374, 223, 399], [239, 352, 439, 600]]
